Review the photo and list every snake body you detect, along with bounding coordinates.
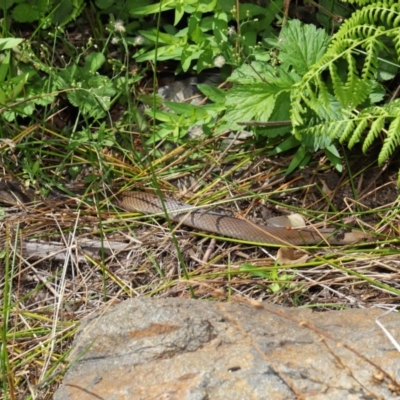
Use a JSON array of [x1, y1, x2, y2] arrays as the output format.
[[118, 192, 372, 246]]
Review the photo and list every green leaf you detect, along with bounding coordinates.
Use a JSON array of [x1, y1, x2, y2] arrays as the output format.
[[325, 144, 342, 172], [268, 136, 300, 155], [197, 48, 213, 73], [197, 84, 226, 103], [52, 0, 73, 25], [137, 93, 163, 108], [237, 3, 268, 20], [0, 87, 6, 105], [26, 77, 56, 106], [138, 30, 183, 45], [278, 20, 330, 75], [84, 52, 106, 74], [95, 0, 115, 9], [129, 0, 176, 16], [67, 76, 116, 119], [135, 45, 183, 62], [224, 84, 286, 128], [0, 38, 24, 51], [145, 109, 180, 124], [0, 51, 10, 81], [163, 101, 209, 120], [197, 0, 217, 13], [1, 0, 13, 11], [229, 61, 300, 87], [174, 4, 184, 25], [377, 58, 398, 81], [181, 45, 202, 72], [188, 14, 207, 44], [9, 72, 31, 100], [12, 3, 40, 22], [286, 146, 311, 175]]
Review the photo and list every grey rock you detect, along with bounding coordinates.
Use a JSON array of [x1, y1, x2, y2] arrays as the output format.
[[53, 298, 400, 400]]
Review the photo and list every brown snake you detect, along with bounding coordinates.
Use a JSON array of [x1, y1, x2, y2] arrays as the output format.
[[118, 192, 373, 246]]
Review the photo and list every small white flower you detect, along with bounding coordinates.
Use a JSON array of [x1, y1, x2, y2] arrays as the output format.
[[213, 55, 226, 68], [227, 26, 236, 36], [114, 20, 126, 33], [133, 35, 145, 46], [111, 37, 119, 45]]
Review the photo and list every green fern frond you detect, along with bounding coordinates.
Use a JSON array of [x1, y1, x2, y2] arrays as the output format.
[[290, 89, 305, 126], [378, 116, 400, 164], [337, 117, 356, 142], [391, 29, 400, 56], [362, 115, 385, 152], [285, 0, 400, 181], [361, 36, 382, 81], [329, 63, 347, 106], [342, 0, 385, 5], [304, 83, 320, 114], [348, 118, 369, 148], [330, 121, 347, 140], [291, 1, 400, 138], [344, 51, 360, 106]]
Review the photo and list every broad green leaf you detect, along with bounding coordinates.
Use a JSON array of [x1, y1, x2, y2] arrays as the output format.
[[26, 77, 56, 106], [12, 3, 40, 22], [229, 61, 299, 87], [84, 52, 106, 74], [197, 84, 226, 103], [52, 0, 73, 25], [278, 20, 330, 75], [67, 75, 116, 119], [224, 84, 285, 128], [0, 38, 24, 51]]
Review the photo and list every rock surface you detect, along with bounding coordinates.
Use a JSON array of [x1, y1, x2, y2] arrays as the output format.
[[53, 298, 400, 400]]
